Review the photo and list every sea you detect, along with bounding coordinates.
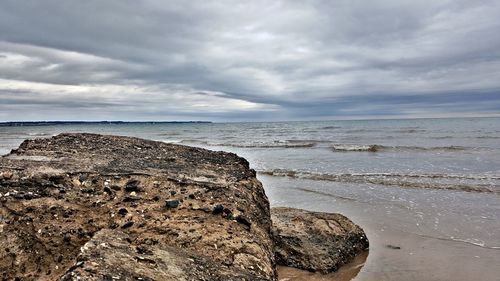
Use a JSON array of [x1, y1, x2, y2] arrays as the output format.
[[1, 117, 499, 281]]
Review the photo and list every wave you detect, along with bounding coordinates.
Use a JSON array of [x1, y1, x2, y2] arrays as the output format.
[[430, 136, 454, 139], [157, 132, 182, 136], [476, 136, 500, 139], [331, 144, 468, 152], [228, 142, 317, 148], [28, 132, 52, 137], [179, 139, 317, 148], [320, 126, 341, 130], [258, 169, 500, 194], [395, 129, 426, 133], [414, 233, 500, 250], [344, 129, 376, 133], [332, 144, 380, 152]]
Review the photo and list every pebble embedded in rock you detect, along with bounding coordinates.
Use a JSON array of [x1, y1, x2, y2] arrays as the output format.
[[212, 204, 224, 215], [125, 179, 140, 192], [165, 200, 180, 209], [121, 221, 134, 229], [63, 234, 71, 243], [118, 208, 128, 216], [223, 208, 233, 219], [79, 174, 88, 182], [103, 186, 113, 195], [235, 215, 251, 228], [123, 196, 140, 202]]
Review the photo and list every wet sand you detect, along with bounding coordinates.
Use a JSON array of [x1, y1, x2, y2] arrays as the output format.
[[261, 175, 500, 281]]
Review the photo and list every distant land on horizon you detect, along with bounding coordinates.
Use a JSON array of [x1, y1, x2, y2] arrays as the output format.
[[2, 115, 500, 127], [0, 121, 212, 127]]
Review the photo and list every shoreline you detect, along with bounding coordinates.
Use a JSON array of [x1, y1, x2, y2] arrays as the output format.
[[262, 174, 500, 281]]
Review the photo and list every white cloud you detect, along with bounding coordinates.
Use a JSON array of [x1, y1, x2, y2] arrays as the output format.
[[0, 0, 499, 120]]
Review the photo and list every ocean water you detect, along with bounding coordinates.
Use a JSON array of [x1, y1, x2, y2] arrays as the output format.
[[1, 117, 500, 280]]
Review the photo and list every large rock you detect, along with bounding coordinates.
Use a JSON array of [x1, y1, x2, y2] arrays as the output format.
[[271, 207, 369, 273], [0, 133, 275, 280]]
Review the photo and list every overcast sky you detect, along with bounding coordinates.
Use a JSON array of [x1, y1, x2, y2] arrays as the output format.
[[1, 0, 500, 121]]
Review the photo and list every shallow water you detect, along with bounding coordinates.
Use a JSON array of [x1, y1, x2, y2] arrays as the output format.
[[278, 251, 369, 281], [1, 117, 499, 280]]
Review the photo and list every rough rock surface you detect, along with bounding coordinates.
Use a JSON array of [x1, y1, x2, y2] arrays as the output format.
[[0, 133, 275, 280], [61, 229, 269, 281], [271, 207, 369, 273]]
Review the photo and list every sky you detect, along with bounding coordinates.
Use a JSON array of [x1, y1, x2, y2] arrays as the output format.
[[1, 0, 500, 122]]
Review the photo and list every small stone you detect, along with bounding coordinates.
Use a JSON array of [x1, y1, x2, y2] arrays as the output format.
[[63, 234, 71, 243], [13, 193, 24, 200], [23, 193, 34, 200], [165, 200, 180, 209], [121, 221, 134, 229], [235, 215, 251, 228], [122, 196, 140, 202], [79, 174, 88, 182], [80, 188, 95, 194], [212, 204, 224, 215], [103, 186, 113, 195], [118, 208, 128, 216], [125, 179, 140, 192]]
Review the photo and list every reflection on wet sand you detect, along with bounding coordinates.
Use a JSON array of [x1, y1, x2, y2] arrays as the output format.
[[278, 250, 368, 281]]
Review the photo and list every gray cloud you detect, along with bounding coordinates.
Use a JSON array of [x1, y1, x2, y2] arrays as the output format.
[[0, 0, 499, 121]]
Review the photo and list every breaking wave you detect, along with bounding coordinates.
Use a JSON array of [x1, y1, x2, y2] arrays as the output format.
[[27, 132, 52, 137], [258, 169, 500, 194], [331, 144, 468, 152], [179, 139, 317, 148]]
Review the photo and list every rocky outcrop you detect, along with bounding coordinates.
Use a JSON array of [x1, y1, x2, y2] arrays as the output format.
[[271, 207, 369, 273], [0, 133, 275, 280], [0, 133, 369, 280]]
